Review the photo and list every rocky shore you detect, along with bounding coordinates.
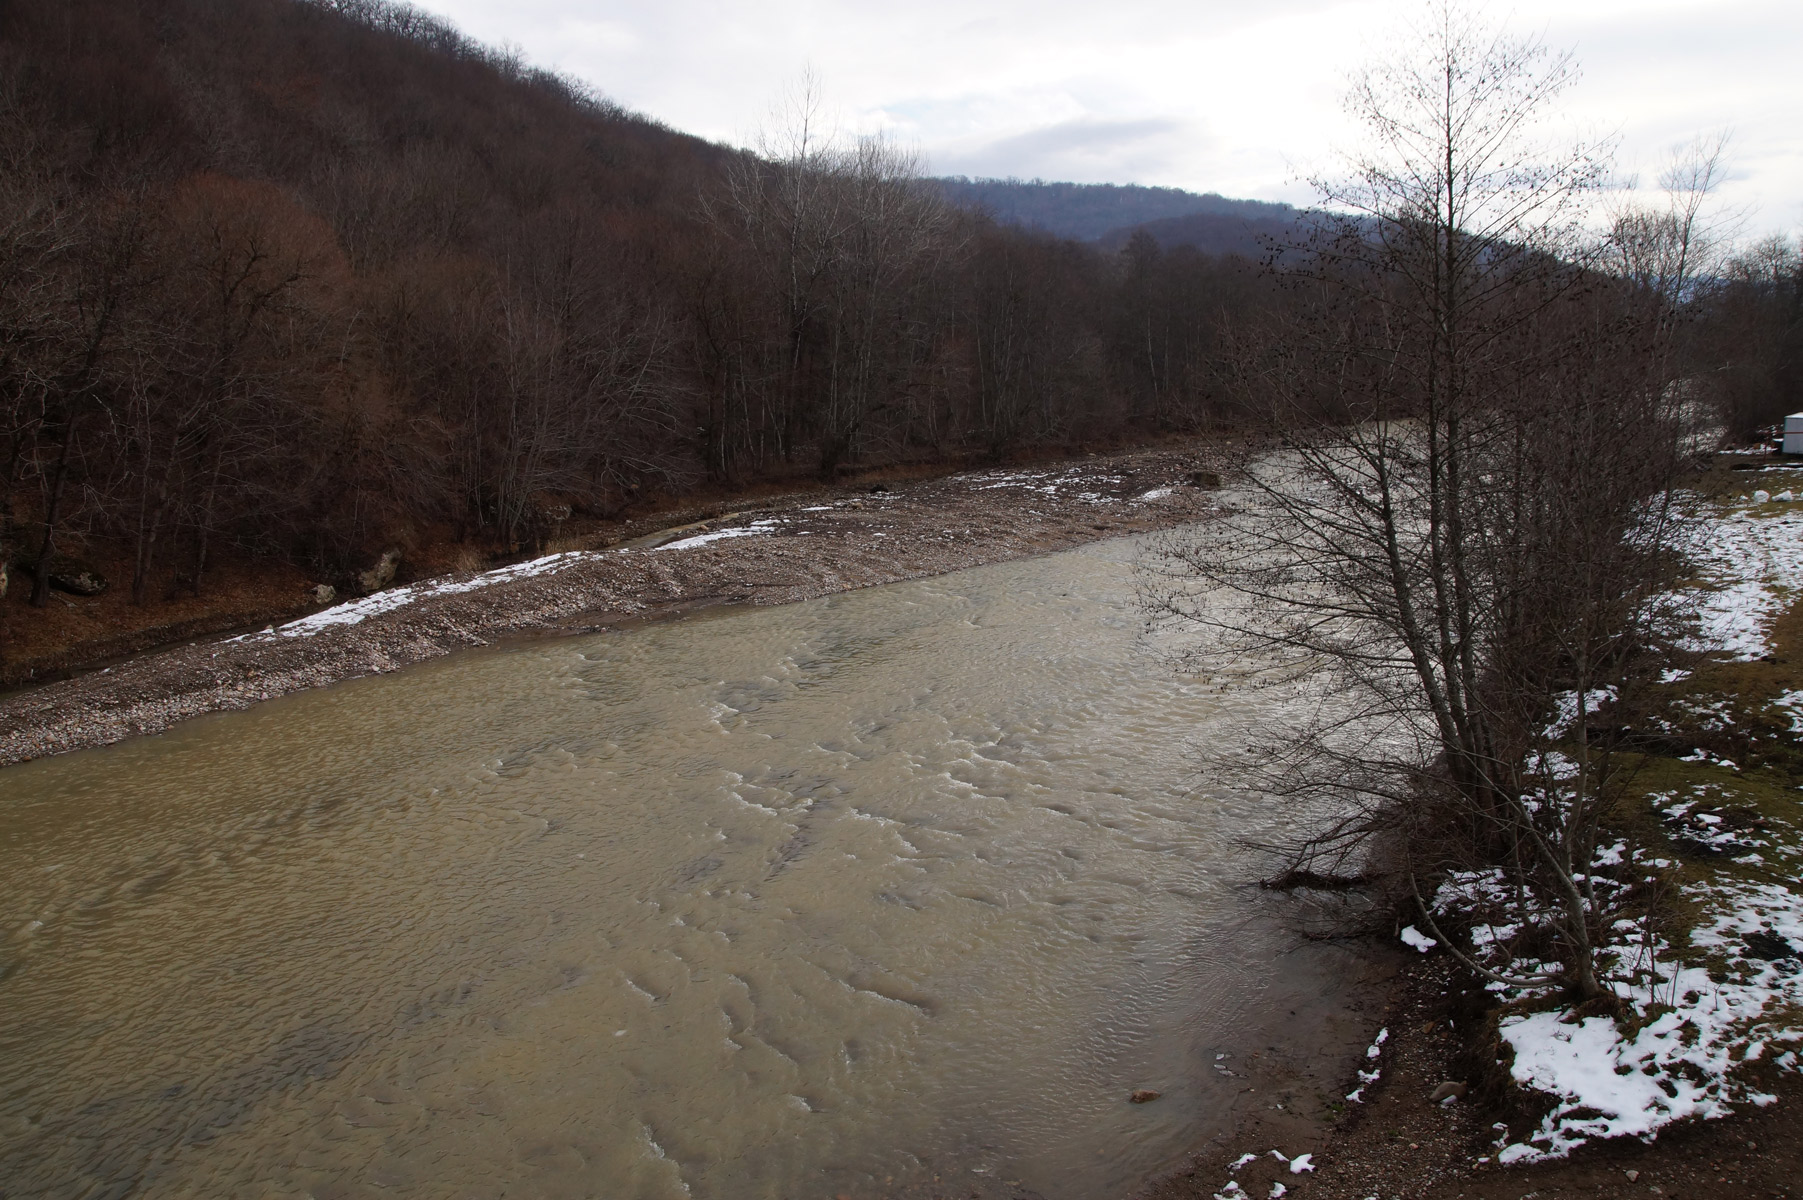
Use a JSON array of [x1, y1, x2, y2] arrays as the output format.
[[0, 447, 1231, 767]]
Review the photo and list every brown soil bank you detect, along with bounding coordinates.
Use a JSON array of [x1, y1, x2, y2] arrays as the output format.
[[0, 446, 1233, 767]]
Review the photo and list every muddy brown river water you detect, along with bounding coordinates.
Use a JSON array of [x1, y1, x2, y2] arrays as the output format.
[[0, 536, 1365, 1200]]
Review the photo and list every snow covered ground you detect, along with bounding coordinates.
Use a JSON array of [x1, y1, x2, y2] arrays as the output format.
[[1457, 487, 1803, 1162], [1491, 863, 1803, 1162], [653, 517, 785, 552], [1684, 491, 1803, 659]]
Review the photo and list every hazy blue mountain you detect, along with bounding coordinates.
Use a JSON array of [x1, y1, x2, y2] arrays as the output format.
[[933, 177, 1299, 248], [1093, 210, 1306, 259]]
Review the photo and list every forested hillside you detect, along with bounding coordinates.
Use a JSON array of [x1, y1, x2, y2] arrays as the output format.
[[0, 0, 1796, 661], [0, 0, 1270, 623], [1093, 209, 1302, 259], [932, 177, 1297, 244]]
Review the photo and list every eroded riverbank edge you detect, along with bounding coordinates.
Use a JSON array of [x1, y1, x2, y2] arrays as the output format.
[[0, 446, 1238, 767]]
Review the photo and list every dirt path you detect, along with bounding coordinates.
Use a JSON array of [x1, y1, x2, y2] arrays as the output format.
[[0, 447, 1232, 767]]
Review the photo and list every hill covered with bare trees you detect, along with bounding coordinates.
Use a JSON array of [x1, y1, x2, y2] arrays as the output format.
[[932, 176, 1299, 248], [1, 0, 1797, 675], [0, 0, 1275, 632]]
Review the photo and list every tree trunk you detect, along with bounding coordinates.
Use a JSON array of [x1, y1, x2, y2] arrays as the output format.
[[29, 417, 77, 608]]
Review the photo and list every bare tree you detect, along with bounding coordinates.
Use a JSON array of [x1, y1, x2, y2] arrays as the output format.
[[968, 229, 1100, 455], [0, 67, 76, 598], [110, 175, 321, 603], [26, 189, 156, 608], [1697, 232, 1802, 443], [815, 134, 953, 473], [1145, 2, 1697, 1001], [707, 77, 957, 476]]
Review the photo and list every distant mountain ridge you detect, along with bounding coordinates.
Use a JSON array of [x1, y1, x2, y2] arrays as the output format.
[[1093, 210, 1302, 260], [932, 177, 1301, 255]]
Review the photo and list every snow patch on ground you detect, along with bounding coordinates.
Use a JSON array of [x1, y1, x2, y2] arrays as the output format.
[[1544, 687, 1617, 738], [1209, 1148, 1316, 1200], [655, 519, 782, 552], [1344, 1028, 1387, 1102], [1496, 873, 1802, 1162], [1681, 503, 1803, 660], [1481, 491, 1803, 1162], [965, 467, 1142, 505], [1771, 690, 1803, 732], [229, 550, 596, 642], [226, 512, 788, 642], [1400, 925, 1437, 952]]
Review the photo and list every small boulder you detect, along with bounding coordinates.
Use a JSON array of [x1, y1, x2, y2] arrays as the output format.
[[357, 548, 401, 594], [1428, 1081, 1467, 1103], [311, 583, 338, 605], [1129, 1089, 1161, 1104], [1754, 489, 1771, 504], [40, 553, 108, 596]]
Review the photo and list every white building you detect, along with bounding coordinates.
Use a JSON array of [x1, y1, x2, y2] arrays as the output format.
[[1786, 413, 1803, 455]]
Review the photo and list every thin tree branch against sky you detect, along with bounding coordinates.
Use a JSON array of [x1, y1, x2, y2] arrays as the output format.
[[408, 0, 1800, 232]]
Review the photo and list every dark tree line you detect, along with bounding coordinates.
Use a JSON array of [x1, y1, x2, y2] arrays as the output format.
[[0, 0, 1267, 615], [0, 0, 1789, 626], [1698, 235, 1803, 442]]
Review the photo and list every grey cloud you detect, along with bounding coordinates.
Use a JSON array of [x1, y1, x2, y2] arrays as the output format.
[[935, 116, 1207, 183]]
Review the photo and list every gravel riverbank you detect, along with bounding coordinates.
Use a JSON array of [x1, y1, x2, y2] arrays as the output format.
[[0, 447, 1231, 767]]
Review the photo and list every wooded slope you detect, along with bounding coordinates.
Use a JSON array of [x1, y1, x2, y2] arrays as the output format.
[[0, 0, 1266, 613]]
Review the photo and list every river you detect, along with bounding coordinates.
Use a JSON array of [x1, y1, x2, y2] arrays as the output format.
[[0, 535, 1364, 1200]]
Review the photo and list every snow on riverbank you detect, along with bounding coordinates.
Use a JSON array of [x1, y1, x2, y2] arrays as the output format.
[[1478, 489, 1803, 1162], [224, 464, 1190, 644], [653, 518, 783, 552], [2, 445, 1227, 768], [229, 550, 601, 641], [1496, 870, 1803, 1161], [226, 502, 856, 643]]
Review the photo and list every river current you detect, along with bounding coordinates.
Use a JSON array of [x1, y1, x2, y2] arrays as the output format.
[[0, 535, 1352, 1200]]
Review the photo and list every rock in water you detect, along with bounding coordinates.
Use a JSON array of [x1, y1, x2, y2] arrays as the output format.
[[1129, 1089, 1161, 1104]]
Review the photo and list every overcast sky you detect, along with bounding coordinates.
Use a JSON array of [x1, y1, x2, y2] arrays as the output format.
[[411, 0, 1801, 234]]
